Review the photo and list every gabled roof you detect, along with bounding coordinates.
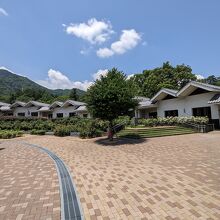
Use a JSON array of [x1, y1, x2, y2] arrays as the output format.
[[11, 101, 26, 108], [38, 106, 51, 112], [0, 101, 10, 107], [50, 101, 63, 108], [151, 88, 178, 102], [0, 106, 12, 111], [62, 100, 86, 108], [177, 81, 220, 97], [25, 101, 49, 108], [208, 94, 220, 104], [74, 105, 87, 112], [138, 100, 158, 109]]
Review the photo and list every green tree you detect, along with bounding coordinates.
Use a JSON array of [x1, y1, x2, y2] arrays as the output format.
[[86, 68, 138, 140], [69, 88, 79, 100], [129, 62, 197, 98], [8, 93, 16, 103]]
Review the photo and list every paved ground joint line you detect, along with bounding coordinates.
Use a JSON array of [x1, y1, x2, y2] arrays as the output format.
[[23, 142, 84, 220]]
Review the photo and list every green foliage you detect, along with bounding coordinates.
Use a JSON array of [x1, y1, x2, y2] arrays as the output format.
[[138, 116, 209, 127], [0, 118, 54, 131], [129, 62, 197, 98], [86, 68, 138, 122], [0, 130, 23, 139], [78, 120, 103, 139], [69, 88, 79, 100], [54, 125, 72, 137], [198, 75, 220, 86], [30, 129, 46, 135], [52, 118, 106, 138], [113, 116, 131, 126]]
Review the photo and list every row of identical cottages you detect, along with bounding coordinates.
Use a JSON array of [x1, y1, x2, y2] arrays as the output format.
[[0, 100, 89, 119], [0, 81, 220, 128]]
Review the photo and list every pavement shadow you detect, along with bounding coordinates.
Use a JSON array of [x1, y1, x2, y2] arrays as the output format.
[[94, 136, 147, 147]]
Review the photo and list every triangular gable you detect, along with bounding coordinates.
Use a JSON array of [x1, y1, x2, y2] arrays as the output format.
[[177, 81, 220, 97], [151, 89, 177, 102]]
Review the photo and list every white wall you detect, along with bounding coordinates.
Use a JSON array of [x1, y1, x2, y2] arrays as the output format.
[[157, 92, 219, 119], [52, 106, 89, 118], [13, 106, 40, 117]]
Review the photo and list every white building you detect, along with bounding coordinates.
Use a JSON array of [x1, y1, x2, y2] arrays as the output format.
[[0, 102, 12, 116], [51, 100, 88, 118], [7, 100, 89, 119], [136, 81, 220, 128], [11, 101, 49, 118]]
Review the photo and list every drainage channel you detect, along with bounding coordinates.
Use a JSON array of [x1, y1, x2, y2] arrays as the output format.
[[24, 143, 84, 220]]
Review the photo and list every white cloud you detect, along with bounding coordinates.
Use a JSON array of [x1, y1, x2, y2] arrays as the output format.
[[65, 18, 113, 44], [37, 69, 92, 91], [196, 74, 205, 80], [97, 29, 142, 58], [37, 69, 109, 91], [0, 8, 8, 16], [92, 69, 108, 80], [96, 48, 114, 58]]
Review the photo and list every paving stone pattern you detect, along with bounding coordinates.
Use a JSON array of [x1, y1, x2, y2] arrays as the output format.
[[23, 132, 220, 220], [0, 141, 60, 220]]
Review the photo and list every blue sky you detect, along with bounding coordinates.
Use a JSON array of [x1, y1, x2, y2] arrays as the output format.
[[0, 0, 220, 90]]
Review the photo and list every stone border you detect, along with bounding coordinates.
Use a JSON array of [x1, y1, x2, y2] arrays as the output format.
[[23, 142, 84, 220]]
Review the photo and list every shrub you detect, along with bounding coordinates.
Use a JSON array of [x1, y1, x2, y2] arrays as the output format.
[[0, 117, 110, 139], [113, 116, 131, 126], [0, 130, 23, 139], [138, 116, 209, 127], [30, 129, 46, 135], [54, 125, 72, 137], [78, 120, 103, 138]]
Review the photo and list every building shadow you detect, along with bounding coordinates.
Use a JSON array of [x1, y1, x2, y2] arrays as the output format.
[[94, 136, 147, 147]]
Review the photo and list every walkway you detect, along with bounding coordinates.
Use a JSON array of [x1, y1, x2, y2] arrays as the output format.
[[1, 132, 220, 219], [23, 132, 220, 220]]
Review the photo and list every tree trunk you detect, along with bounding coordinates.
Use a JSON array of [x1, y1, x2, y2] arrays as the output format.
[[108, 122, 113, 141]]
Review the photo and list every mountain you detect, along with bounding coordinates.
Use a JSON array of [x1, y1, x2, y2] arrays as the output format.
[[0, 68, 85, 102]]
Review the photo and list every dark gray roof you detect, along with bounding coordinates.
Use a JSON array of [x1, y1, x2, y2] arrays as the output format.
[[25, 101, 49, 107], [62, 100, 86, 107], [208, 94, 220, 104], [11, 101, 26, 107]]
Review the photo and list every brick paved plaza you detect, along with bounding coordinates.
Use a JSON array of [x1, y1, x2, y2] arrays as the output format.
[[0, 132, 220, 220]]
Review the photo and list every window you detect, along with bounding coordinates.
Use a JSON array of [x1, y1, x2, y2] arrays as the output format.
[[69, 112, 76, 117], [165, 110, 178, 117], [18, 112, 25, 117], [83, 114, 88, 118], [31, 112, 38, 117], [149, 112, 157, 118], [192, 107, 211, 119], [57, 113, 63, 118]]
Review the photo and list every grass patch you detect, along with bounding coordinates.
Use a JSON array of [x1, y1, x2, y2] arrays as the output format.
[[118, 126, 196, 139]]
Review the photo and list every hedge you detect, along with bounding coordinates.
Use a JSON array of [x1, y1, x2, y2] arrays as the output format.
[[138, 116, 209, 127], [0, 130, 23, 139]]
